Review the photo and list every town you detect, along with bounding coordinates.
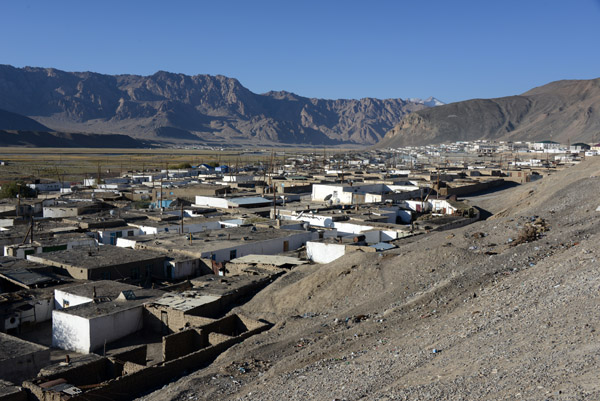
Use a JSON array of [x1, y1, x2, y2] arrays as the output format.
[[0, 138, 595, 400]]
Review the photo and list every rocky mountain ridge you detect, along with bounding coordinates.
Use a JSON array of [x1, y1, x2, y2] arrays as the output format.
[[0, 65, 437, 146], [379, 77, 600, 147]]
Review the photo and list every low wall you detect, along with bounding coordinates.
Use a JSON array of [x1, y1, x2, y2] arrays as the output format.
[[162, 329, 206, 362], [110, 345, 147, 366], [23, 317, 270, 401], [431, 214, 480, 232], [439, 179, 505, 196]]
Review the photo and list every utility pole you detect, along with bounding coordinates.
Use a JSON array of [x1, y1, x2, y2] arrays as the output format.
[[180, 203, 184, 234], [97, 163, 101, 187], [16, 184, 20, 218], [436, 167, 440, 200]]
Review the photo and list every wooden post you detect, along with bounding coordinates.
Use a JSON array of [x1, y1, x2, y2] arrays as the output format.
[[180, 203, 184, 234]]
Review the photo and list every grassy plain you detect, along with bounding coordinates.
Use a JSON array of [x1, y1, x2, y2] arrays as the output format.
[[0, 147, 344, 183]]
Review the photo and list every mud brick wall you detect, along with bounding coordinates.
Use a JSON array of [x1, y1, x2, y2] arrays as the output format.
[[22, 320, 271, 401], [35, 357, 110, 386], [162, 329, 206, 362], [122, 362, 145, 375], [143, 305, 188, 334], [110, 344, 147, 366]]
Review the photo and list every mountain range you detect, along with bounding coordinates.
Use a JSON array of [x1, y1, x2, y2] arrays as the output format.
[[379, 78, 600, 147], [0, 65, 443, 146]]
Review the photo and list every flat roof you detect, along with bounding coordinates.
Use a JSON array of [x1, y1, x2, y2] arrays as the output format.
[[189, 273, 272, 296], [0, 332, 48, 360], [126, 226, 307, 256], [229, 197, 271, 206], [151, 292, 221, 312], [0, 257, 60, 288], [56, 281, 142, 299], [229, 254, 306, 266], [6, 233, 95, 249], [55, 288, 163, 318], [27, 245, 164, 269]]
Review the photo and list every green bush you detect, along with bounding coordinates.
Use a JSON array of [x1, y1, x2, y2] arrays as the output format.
[[0, 182, 36, 199], [168, 162, 192, 169], [132, 200, 151, 209]]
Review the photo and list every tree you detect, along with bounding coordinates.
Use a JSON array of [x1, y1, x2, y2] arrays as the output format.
[[0, 182, 36, 199]]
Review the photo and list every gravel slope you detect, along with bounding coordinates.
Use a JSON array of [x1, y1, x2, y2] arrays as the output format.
[[141, 158, 600, 401]]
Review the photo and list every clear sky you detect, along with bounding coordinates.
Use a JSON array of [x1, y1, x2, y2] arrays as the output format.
[[2, 0, 599, 103]]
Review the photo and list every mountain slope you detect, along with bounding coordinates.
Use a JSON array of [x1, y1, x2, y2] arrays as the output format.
[[379, 78, 600, 147], [0, 108, 50, 131], [0, 130, 148, 148], [0, 65, 435, 146]]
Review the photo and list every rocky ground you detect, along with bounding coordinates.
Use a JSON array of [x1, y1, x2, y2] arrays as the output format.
[[139, 158, 600, 401]]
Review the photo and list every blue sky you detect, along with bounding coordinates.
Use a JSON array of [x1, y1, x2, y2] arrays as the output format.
[[2, 0, 599, 103]]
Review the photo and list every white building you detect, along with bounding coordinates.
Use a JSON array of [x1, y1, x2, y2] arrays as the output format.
[[531, 141, 561, 152], [311, 183, 422, 205], [52, 286, 163, 353], [194, 196, 272, 209]]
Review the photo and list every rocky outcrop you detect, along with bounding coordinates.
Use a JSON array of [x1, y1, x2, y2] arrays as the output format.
[[0, 65, 435, 146]]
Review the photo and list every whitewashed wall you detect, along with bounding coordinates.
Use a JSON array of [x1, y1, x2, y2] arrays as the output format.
[[195, 196, 230, 209], [88, 307, 143, 352], [306, 242, 346, 264], [52, 311, 90, 353], [54, 289, 94, 310]]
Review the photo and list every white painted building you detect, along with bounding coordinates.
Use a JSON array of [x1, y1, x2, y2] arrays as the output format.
[[194, 196, 272, 209], [311, 183, 422, 205], [306, 241, 347, 264], [531, 141, 562, 152], [222, 175, 255, 183], [129, 220, 221, 236], [52, 287, 163, 353], [93, 227, 142, 245], [5, 236, 97, 259], [164, 257, 203, 280], [117, 227, 319, 264], [27, 181, 65, 192]]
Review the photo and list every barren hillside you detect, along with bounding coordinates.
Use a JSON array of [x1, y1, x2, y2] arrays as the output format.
[[139, 157, 600, 400], [380, 78, 600, 147]]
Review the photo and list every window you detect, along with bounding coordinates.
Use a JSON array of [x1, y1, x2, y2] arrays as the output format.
[[128, 230, 134, 237], [229, 249, 237, 260], [63, 300, 70, 308], [132, 266, 140, 279], [101, 271, 111, 280]]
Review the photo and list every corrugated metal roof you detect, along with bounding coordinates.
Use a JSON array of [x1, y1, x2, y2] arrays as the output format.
[[0, 270, 54, 288], [228, 197, 271, 206], [370, 242, 395, 251], [229, 254, 306, 266]]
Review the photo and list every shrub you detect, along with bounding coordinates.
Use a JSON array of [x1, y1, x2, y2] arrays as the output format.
[[0, 182, 36, 199]]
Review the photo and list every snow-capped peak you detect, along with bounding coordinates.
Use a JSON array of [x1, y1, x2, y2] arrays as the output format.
[[407, 97, 445, 107]]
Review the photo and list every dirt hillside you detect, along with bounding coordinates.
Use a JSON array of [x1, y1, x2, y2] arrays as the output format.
[[379, 78, 600, 147], [140, 157, 600, 400]]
